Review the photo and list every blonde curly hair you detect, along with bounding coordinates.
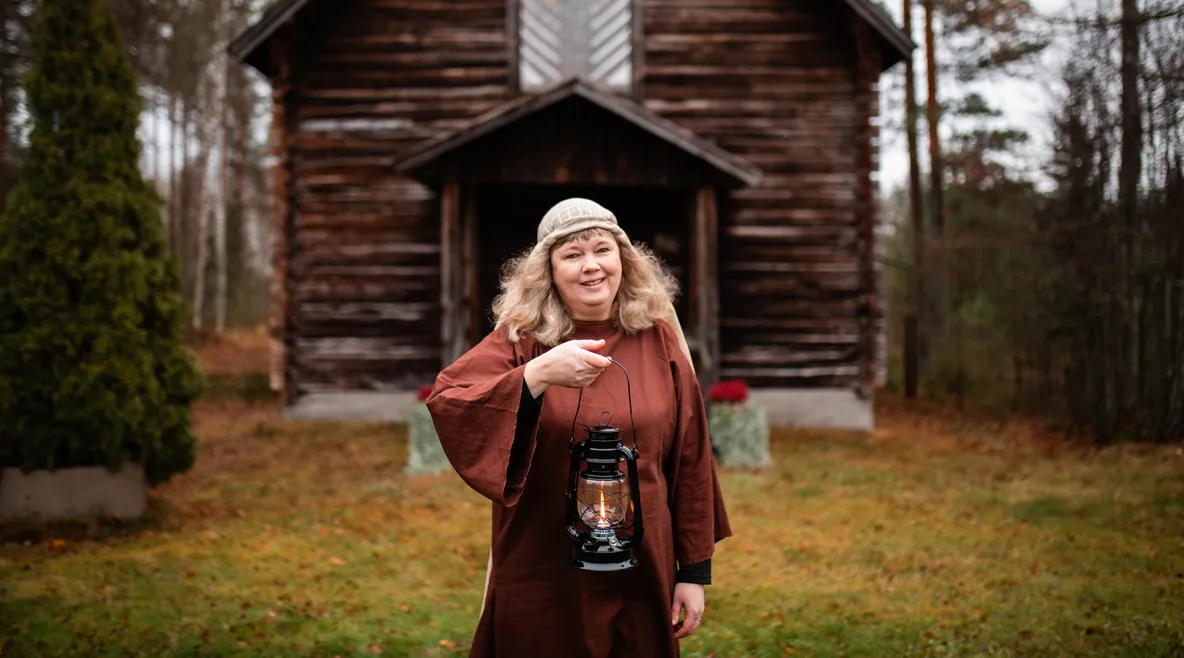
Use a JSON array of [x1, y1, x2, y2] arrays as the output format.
[[492, 227, 680, 347]]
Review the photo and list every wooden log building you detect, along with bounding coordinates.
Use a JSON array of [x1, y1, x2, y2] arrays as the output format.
[[229, 0, 912, 429]]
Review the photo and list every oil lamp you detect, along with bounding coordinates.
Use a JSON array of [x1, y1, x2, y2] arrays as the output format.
[[564, 361, 644, 571]]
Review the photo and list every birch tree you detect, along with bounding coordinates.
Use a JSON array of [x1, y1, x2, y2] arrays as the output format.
[[191, 0, 231, 333]]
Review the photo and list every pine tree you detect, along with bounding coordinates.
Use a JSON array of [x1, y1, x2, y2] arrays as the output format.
[[0, 0, 203, 485]]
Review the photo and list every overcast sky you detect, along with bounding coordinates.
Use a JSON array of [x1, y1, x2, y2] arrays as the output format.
[[876, 0, 1078, 195]]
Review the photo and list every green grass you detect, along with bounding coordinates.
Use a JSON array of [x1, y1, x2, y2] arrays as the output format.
[[2, 399, 1182, 657]]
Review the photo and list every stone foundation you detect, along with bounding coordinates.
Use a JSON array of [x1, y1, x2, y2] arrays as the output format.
[[0, 463, 147, 521], [284, 388, 873, 431], [747, 388, 873, 431], [284, 391, 417, 422]]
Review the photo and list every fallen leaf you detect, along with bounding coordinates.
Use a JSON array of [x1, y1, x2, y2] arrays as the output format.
[[49, 539, 66, 549], [439, 639, 455, 649], [330, 557, 345, 566], [400, 605, 410, 613], [368, 644, 383, 654]]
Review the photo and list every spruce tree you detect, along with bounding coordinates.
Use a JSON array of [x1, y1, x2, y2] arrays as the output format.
[[0, 0, 203, 485]]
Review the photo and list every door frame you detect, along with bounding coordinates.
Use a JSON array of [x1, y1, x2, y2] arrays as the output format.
[[439, 181, 720, 391]]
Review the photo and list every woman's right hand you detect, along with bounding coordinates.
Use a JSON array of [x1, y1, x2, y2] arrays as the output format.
[[524, 339, 612, 397]]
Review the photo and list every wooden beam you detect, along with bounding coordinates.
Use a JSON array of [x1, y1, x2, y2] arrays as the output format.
[[462, 189, 480, 349], [686, 194, 701, 365], [630, 0, 645, 100], [440, 181, 462, 367], [853, 17, 883, 395], [268, 24, 296, 402], [693, 187, 720, 390], [393, 79, 762, 188], [506, 0, 520, 94]]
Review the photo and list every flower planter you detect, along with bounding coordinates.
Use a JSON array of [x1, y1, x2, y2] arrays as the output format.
[[406, 386, 451, 476], [0, 463, 147, 521], [706, 380, 771, 469]]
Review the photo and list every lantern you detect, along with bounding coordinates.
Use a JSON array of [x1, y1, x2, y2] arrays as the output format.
[[565, 407, 645, 571]]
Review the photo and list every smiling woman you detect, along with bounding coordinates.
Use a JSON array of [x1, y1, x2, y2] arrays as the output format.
[[426, 197, 731, 658], [549, 230, 623, 322]]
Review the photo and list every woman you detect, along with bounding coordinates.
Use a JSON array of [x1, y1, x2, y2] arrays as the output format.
[[427, 197, 731, 657]]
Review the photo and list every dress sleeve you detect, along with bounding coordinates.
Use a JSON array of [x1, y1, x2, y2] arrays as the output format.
[[675, 558, 712, 585], [426, 329, 542, 507], [660, 322, 734, 569]]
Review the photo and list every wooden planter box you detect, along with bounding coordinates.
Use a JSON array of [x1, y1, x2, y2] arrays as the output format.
[[0, 463, 147, 521], [406, 403, 451, 475], [708, 402, 772, 469]]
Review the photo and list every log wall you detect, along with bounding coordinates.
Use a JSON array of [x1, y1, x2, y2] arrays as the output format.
[[279, 0, 514, 393], [641, 0, 876, 389]]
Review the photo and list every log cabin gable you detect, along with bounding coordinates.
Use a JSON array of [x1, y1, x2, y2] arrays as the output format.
[[393, 78, 762, 187], [229, 0, 913, 81], [509, 0, 643, 97]]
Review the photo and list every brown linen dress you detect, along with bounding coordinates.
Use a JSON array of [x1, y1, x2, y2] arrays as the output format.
[[427, 318, 732, 658]]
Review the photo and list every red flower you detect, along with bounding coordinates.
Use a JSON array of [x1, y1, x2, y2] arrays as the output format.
[[707, 379, 749, 403], [416, 385, 434, 402]]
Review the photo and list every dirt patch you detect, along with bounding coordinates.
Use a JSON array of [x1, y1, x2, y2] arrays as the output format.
[[191, 326, 271, 378]]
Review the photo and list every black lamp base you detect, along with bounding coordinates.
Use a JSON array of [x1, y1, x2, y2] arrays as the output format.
[[570, 542, 638, 571]]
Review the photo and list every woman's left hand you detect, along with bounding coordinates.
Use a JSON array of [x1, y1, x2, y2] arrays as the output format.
[[671, 583, 705, 639]]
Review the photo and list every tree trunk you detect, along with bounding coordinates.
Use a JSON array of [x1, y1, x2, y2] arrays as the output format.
[[178, 97, 192, 287], [193, 91, 211, 333], [148, 88, 158, 202], [923, 0, 948, 344], [0, 0, 9, 213], [1119, 0, 1141, 227], [1119, 0, 1142, 437], [234, 82, 247, 212], [212, 0, 232, 334], [167, 92, 178, 253], [903, 0, 925, 398], [232, 66, 249, 314], [0, 74, 8, 213]]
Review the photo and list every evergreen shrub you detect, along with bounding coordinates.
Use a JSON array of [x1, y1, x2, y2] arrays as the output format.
[[0, 0, 203, 485]]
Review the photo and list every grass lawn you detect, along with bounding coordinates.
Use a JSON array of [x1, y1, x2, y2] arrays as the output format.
[[2, 335, 1183, 656]]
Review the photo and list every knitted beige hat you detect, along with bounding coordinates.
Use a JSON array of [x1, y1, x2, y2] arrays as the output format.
[[534, 197, 695, 370], [532, 198, 627, 256]]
